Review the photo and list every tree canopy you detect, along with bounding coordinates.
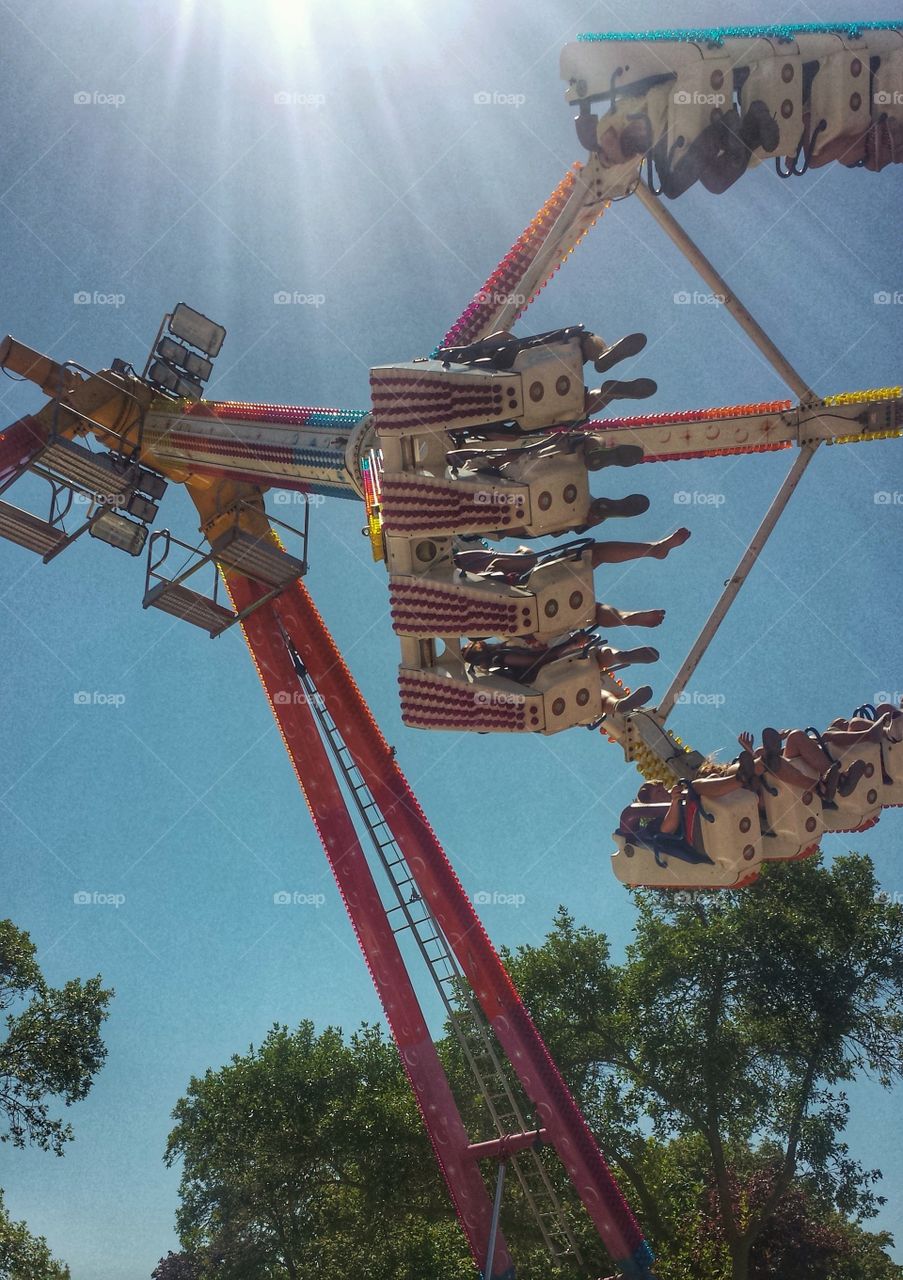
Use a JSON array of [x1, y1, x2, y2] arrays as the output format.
[[0, 1189, 70, 1280], [164, 1021, 473, 1280], [160, 854, 903, 1280], [0, 918, 111, 1280], [0, 918, 112, 1155]]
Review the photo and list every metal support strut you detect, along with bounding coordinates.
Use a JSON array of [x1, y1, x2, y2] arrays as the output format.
[[485, 1162, 508, 1280], [634, 182, 822, 721]]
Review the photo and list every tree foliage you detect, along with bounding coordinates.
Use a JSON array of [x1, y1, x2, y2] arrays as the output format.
[[501, 854, 903, 1279], [0, 1188, 70, 1279], [162, 855, 903, 1280], [0, 919, 112, 1155], [0, 919, 112, 1280], [151, 1251, 203, 1280], [164, 1021, 473, 1280]]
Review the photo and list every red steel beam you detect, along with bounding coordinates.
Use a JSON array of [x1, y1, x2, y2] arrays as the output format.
[[272, 578, 654, 1277], [230, 573, 515, 1279]]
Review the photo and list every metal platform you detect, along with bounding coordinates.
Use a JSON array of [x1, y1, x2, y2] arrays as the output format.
[[210, 526, 306, 588], [0, 500, 66, 557], [143, 580, 235, 637], [34, 438, 134, 501]]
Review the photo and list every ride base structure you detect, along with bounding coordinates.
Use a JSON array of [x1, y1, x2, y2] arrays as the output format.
[[2, 22, 902, 1280]]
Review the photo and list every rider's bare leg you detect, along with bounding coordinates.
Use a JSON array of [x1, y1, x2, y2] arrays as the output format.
[[782, 729, 833, 773], [764, 754, 827, 791], [688, 773, 744, 799], [588, 528, 691, 566], [823, 724, 889, 749], [595, 604, 665, 629], [659, 788, 683, 835]]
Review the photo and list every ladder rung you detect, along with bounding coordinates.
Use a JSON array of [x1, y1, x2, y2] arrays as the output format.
[[298, 654, 582, 1268]]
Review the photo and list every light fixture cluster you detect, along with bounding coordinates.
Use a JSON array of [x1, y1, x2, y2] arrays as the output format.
[[145, 302, 226, 402]]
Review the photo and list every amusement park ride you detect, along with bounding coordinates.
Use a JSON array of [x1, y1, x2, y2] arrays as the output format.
[[2, 21, 903, 1280]]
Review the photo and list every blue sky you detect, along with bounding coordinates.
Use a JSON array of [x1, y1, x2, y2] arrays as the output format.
[[1, 1, 902, 1276]]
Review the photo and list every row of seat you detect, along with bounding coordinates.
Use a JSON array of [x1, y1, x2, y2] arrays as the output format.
[[613, 729, 903, 889], [371, 328, 655, 734], [562, 26, 903, 199]]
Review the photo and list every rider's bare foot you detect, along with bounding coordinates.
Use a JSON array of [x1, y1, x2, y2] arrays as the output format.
[[837, 759, 868, 796], [626, 608, 665, 628], [647, 527, 691, 558]]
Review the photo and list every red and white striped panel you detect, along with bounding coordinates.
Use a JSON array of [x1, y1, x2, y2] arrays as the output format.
[[398, 670, 543, 732], [389, 578, 537, 638], [370, 366, 516, 433], [380, 473, 528, 535]]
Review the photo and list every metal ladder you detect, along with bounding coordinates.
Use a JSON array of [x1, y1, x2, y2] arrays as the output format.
[[286, 642, 583, 1267]]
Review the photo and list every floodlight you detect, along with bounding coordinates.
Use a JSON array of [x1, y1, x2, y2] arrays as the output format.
[[125, 493, 158, 523], [156, 336, 213, 382], [89, 511, 148, 556], [134, 468, 168, 501], [148, 360, 203, 401], [169, 303, 226, 358]]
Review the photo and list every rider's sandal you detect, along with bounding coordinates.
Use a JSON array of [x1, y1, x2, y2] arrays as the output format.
[[837, 758, 868, 797], [817, 762, 841, 810], [735, 750, 758, 788]]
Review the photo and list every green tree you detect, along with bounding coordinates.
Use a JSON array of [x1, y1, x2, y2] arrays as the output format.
[[0, 920, 112, 1280], [0, 919, 112, 1154], [163, 855, 903, 1280], [165, 1021, 473, 1280], [502, 853, 903, 1280], [0, 1183, 70, 1279]]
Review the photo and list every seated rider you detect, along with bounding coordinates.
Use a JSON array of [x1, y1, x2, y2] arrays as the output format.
[[454, 530, 690, 579], [750, 724, 876, 799], [446, 437, 644, 477], [462, 631, 659, 684], [618, 779, 715, 865]]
